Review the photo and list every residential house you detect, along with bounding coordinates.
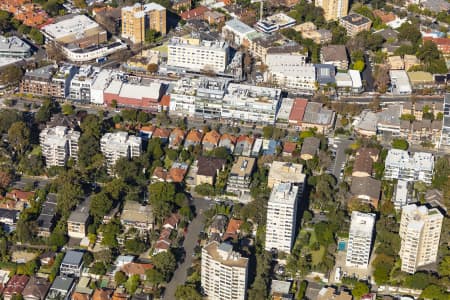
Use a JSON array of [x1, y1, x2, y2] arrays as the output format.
[[0, 189, 34, 211], [184, 129, 204, 149], [162, 213, 181, 230], [261, 139, 280, 156], [60, 251, 84, 277], [121, 263, 153, 280], [301, 102, 336, 133], [351, 177, 382, 208], [120, 201, 154, 234], [209, 215, 228, 239], [152, 163, 188, 183], [4, 275, 29, 300], [271, 280, 293, 300], [152, 128, 171, 144], [154, 228, 172, 254], [218, 134, 237, 153], [282, 142, 297, 157], [317, 287, 352, 300], [300, 137, 320, 160], [138, 125, 155, 140], [22, 277, 51, 300], [222, 218, 243, 241], [407, 71, 434, 90], [234, 135, 254, 156], [288, 98, 308, 127], [0, 209, 19, 232], [92, 289, 113, 300], [46, 276, 75, 300], [196, 156, 227, 185], [169, 128, 185, 149], [352, 148, 379, 177], [37, 193, 58, 237], [40, 252, 56, 266], [204, 11, 226, 25], [180, 6, 209, 21], [202, 130, 221, 151], [172, 0, 191, 10]]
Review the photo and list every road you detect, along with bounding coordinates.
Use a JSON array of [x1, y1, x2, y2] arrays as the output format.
[[362, 54, 374, 92], [339, 94, 444, 103], [163, 197, 211, 299], [328, 137, 353, 181]]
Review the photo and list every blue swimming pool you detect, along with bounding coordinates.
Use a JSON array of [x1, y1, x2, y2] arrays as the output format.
[[338, 241, 346, 251]]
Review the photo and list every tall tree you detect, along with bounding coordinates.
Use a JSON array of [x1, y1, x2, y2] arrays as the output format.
[[8, 122, 30, 155]]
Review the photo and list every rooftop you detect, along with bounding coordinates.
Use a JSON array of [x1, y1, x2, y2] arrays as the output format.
[[62, 250, 84, 266], [269, 183, 299, 205], [351, 177, 381, 200], [224, 18, 256, 35], [230, 156, 256, 177], [302, 102, 335, 125], [268, 161, 305, 185], [341, 13, 371, 26], [42, 15, 101, 40], [203, 241, 248, 268], [0, 35, 31, 55], [197, 156, 226, 177], [121, 201, 154, 224], [349, 211, 376, 235], [321, 45, 347, 62]]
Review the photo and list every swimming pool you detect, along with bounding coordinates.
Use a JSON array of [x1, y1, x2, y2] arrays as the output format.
[[338, 241, 346, 251]]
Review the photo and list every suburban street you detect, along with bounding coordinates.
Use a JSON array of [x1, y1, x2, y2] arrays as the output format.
[[163, 197, 210, 299]]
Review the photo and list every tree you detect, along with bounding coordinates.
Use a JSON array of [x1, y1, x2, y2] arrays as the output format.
[[439, 256, 450, 276], [262, 126, 274, 139], [398, 22, 422, 46], [8, 121, 30, 155], [149, 182, 176, 223], [391, 138, 408, 150], [0, 10, 12, 32], [145, 29, 160, 43], [80, 114, 102, 138], [115, 271, 127, 286], [152, 251, 177, 281], [0, 65, 23, 84], [352, 60, 365, 72], [90, 262, 107, 275], [61, 103, 74, 115], [352, 282, 369, 299], [147, 63, 158, 73], [101, 219, 121, 248], [29, 28, 44, 45], [421, 285, 449, 300], [74, 0, 87, 8], [145, 268, 164, 288], [175, 285, 202, 300], [90, 192, 113, 222], [124, 239, 146, 254], [125, 274, 140, 294], [35, 100, 57, 123]]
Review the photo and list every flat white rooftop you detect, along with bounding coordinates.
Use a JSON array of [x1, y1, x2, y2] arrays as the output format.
[[42, 15, 101, 40]]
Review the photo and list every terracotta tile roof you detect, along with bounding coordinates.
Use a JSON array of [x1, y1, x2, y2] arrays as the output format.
[[202, 130, 221, 145], [6, 190, 34, 201], [225, 218, 243, 234], [140, 125, 155, 133], [180, 6, 209, 20], [4, 275, 29, 296], [152, 128, 171, 139], [289, 98, 308, 124], [283, 142, 297, 154], [170, 128, 185, 147], [219, 133, 237, 144], [163, 213, 181, 228], [159, 95, 170, 107], [152, 167, 168, 181], [121, 263, 153, 276], [168, 167, 187, 183], [237, 135, 254, 145], [186, 129, 204, 143], [93, 289, 113, 300], [112, 290, 128, 300], [373, 9, 397, 23], [72, 292, 90, 300]]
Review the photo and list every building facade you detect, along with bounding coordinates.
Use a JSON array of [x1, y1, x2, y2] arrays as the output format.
[[384, 149, 434, 184], [345, 211, 376, 267], [121, 3, 167, 44], [265, 183, 300, 253], [39, 126, 80, 167], [315, 0, 349, 20], [167, 36, 229, 73], [339, 13, 372, 36], [201, 242, 248, 300], [100, 132, 142, 174], [226, 156, 256, 202], [399, 204, 443, 273]]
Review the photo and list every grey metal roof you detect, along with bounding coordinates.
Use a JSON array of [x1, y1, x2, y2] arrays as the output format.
[[62, 250, 83, 266], [50, 276, 75, 292]]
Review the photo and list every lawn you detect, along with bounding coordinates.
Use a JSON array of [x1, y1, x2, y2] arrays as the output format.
[[311, 246, 326, 266], [152, 43, 168, 55]]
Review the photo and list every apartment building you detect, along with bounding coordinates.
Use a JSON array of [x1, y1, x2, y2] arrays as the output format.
[[20, 65, 77, 99], [120, 201, 154, 234], [315, 0, 349, 20], [0, 35, 31, 58], [167, 36, 229, 73], [60, 251, 84, 277], [100, 132, 142, 174], [226, 156, 256, 202], [255, 13, 296, 34], [222, 18, 256, 46], [320, 45, 348, 70], [39, 126, 80, 167], [339, 13, 372, 36], [67, 198, 90, 239], [269, 63, 316, 91], [121, 3, 167, 44], [384, 149, 434, 184], [265, 183, 300, 253], [267, 161, 306, 189], [69, 65, 99, 103], [222, 83, 282, 124], [439, 93, 450, 149], [399, 204, 443, 273], [345, 211, 376, 268], [201, 241, 248, 300]]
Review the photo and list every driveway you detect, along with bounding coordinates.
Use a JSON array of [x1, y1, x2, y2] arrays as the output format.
[[163, 197, 210, 299], [328, 137, 353, 181]]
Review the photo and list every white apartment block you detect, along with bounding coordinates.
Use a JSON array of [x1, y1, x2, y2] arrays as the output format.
[[222, 83, 281, 124], [69, 65, 99, 102], [40, 126, 80, 167], [345, 211, 376, 268], [265, 52, 308, 69], [268, 64, 316, 91], [169, 77, 281, 124], [439, 93, 450, 149], [100, 132, 142, 174], [399, 204, 443, 274], [201, 241, 248, 300], [167, 37, 229, 73], [265, 183, 300, 253], [384, 149, 434, 184]]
